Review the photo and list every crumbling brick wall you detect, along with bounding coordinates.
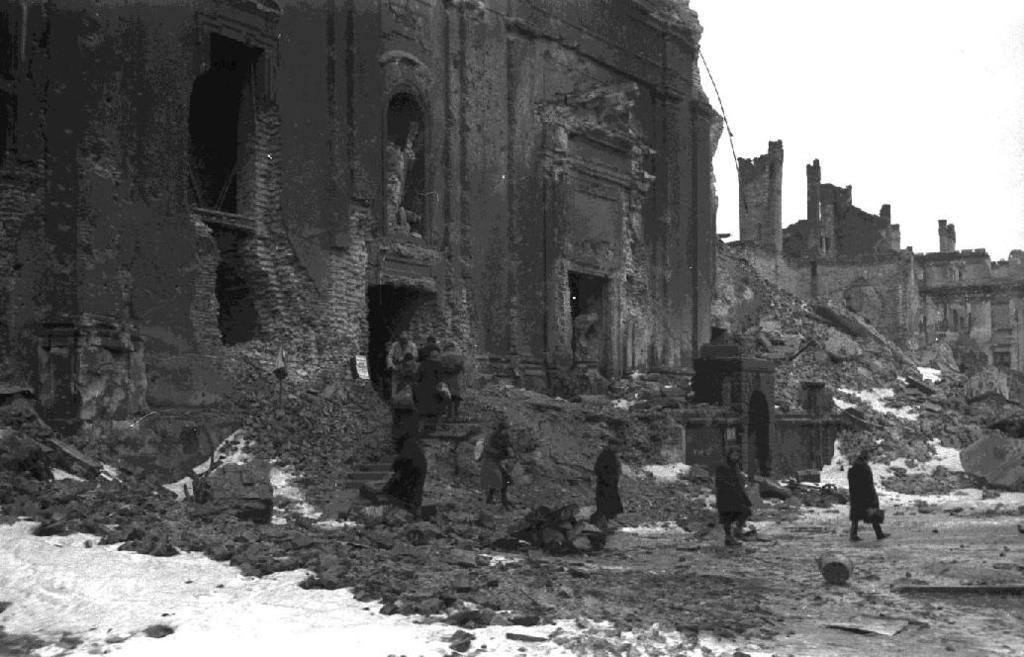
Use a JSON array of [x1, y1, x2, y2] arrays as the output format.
[[0, 166, 45, 382]]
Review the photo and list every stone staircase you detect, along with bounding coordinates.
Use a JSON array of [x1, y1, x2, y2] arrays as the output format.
[[421, 417, 486, 475], [338, 459, 394, 491]]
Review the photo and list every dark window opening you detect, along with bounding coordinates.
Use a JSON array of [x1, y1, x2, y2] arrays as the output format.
[[0, 9, 18, 168], [569, 272, 607, 370], [211, 226, 259, 345], [383, 93, 426, 235], [188, 34, 261, 214], [0, 91, 12, 168], [367, 284, 427, 397], [993, 351, 1011, 368]]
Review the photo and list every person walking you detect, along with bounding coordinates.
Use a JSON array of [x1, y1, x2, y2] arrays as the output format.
[[590, 435, 624, 528], [382, 432, 428, 516], [390, 353, 420, 453], [384, 331, 418, 400], [439, 342, 465, 421], [480, 419, 515, 510], [848, 449, 890, 542], [414, 343, 446, 432], [715, 445, 753, 547]]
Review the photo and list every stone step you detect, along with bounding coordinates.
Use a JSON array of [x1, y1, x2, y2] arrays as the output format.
[[353, 461, 393, 472], [347, 471, 392, 482]]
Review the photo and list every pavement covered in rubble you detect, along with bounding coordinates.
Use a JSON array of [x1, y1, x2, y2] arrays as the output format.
[[3, 456, 1024, 657]]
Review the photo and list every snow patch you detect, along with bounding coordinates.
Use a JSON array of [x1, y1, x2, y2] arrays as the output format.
[[837, 387, 919, 421], [270, 465, 321, 522], [917, 366, 942, 383], [0, 522, 764, 657], [641, 462, 691, 481], [618, 522, 689, 536], [52, 468, 84, 481]]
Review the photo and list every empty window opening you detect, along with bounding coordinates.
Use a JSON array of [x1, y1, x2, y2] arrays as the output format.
[[367, 284, 427, 396], [211, 226, 259, 345], [188, 34, 262, 214], [569, 272, 607, 369], [0, 9, 17, 168], [383, 93, 425, 235]]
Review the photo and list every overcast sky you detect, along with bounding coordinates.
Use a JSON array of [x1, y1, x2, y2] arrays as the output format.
[[691, 1, 1024, 259]]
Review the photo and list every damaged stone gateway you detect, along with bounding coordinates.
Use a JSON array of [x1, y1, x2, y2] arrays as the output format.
[[0, 0, 720, 434]]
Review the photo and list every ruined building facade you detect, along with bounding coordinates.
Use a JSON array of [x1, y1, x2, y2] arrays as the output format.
[[0, 0, 720, 426], [734, 141, 1024, 370]]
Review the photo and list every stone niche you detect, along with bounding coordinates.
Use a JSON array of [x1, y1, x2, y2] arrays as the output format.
[[36, 314, 147, 432]]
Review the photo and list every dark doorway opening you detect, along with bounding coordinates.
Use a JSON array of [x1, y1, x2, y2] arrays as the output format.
[[569, 272, 607, 370], [211, 226, 258, 345], [367, 284, 424, 395], [748, 391, 771, 476], [188, 34, 261, 213]]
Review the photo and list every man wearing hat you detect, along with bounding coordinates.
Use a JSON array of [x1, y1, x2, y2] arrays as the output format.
[[848, 449, 890, 541]]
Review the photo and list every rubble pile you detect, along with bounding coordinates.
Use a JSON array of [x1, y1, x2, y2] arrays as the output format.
[[882, 466, 980, 495], [502, 505, 607, 554], [714, 245, 919, 411], [217, 347, 394, 510]]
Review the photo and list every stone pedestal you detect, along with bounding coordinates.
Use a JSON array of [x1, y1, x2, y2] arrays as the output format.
[[36, 314, 147, 432]]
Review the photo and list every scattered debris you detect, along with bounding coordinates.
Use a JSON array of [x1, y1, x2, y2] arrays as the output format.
[[824, 617, 909, 637]]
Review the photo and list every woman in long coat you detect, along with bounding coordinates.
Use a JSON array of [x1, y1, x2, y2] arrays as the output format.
[[848, 450, 889, 541], [439, 342, 465, 420], [591, 436, 624, 526], [480, 420, 514, 509], [715, 445, 752, 547]]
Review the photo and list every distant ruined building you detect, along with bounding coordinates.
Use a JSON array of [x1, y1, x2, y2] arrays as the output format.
[[0, 0, 722, 428], [735, 141, 1024, 372]]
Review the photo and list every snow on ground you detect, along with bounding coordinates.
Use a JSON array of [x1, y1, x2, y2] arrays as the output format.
[[836, 387, 919, 421], [917, 367, 942, 383], [161, 431, 321, 522], [887, 439, 963, 474], [617, 521, 690, 536], [819, 439, 1024, 512], [640, 462, 691, 481], [0, 521, 764, 657]]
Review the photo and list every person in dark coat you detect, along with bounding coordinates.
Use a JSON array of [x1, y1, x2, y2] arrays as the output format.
[[591, 435, 624, 528], [439, 342, 465, 421], [413, 345, 445, 431], [480, 419, 515, 509], [382, 433, 427, 515], [390, 353, 420, 452], [848, 450, 889, 541], [715, 445, 752, 547]]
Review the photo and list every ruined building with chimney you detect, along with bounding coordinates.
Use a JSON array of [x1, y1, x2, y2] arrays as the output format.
[[735, 141, 1024, 371], [0, 0, 721, 428]]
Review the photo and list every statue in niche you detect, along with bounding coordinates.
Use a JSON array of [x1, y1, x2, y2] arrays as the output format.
[[383, 122, 422, 236], [573, 310, 601, 363]]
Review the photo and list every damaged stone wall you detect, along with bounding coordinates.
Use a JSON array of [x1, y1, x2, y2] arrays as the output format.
[[737, 140, 783, 254], [783, 157, 899, 262], [1, 0, 719, 423], [918, 247, 1024, 370]]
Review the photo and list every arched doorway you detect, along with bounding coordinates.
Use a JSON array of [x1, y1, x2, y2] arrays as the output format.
[[748, 391, 771, 476]]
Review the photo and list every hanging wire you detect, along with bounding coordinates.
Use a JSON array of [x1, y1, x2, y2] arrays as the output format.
[[699, 49, 752, 238], [698, 50, 739, 174]]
